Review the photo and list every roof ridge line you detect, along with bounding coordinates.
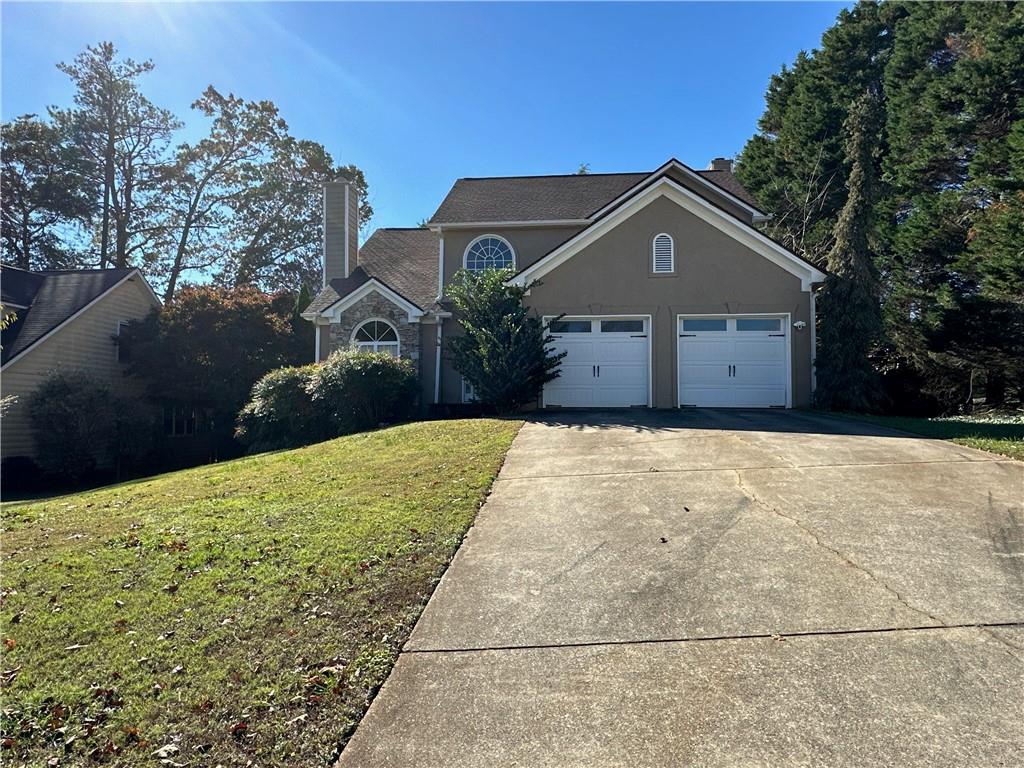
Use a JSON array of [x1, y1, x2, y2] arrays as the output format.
[[458, 171, 652, 181]]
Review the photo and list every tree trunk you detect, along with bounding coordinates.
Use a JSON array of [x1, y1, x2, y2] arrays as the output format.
[[100, 129, 115, 269], [20, 213, 31, 270], [985, 373, 1006, 407], [115, 165, 132, 268]]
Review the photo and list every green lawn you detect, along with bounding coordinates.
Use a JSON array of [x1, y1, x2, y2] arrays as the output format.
[[843, 412, 1024, 461], [0, 418, 521, 766]]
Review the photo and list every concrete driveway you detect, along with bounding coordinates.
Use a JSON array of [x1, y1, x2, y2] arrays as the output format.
[[339, 410, 1024, 766]]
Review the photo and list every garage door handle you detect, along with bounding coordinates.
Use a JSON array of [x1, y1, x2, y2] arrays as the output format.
[[679, 333, 696, 337], [597, 365, 600, 377], [769, 333, 786, 337], [592, 365, 596, 377]]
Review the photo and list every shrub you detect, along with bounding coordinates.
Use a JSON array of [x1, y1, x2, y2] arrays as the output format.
[[26, 371, 157, 482], [236, 364, 322, 452], [446, 268, 564, 413], [308, 350, 418, 434]]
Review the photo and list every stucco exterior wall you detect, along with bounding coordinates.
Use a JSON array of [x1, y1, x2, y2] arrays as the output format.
[[522, 195, 812, 408], [1, 277, 159, 461], [440, 226, 583, 291]]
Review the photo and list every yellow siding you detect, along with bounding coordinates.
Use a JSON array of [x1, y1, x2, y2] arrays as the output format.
[[1, 276, 159, 461]]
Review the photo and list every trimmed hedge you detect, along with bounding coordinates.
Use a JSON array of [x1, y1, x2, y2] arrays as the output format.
[[235, 351, 418, 453], [235, 364, 322, 452]]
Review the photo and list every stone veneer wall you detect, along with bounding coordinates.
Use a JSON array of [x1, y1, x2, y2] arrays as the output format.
[[327, 292, 420, 363]]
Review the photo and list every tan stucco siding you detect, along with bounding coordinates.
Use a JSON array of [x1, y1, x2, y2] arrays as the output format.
[[418, 322, 440, 405], [522, 195, 813, 408], [440, 226, 584, 291], [1, 278, 158, 461]]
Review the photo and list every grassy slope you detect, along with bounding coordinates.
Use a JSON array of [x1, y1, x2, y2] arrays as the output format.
[[1, 418, 521, 766], [844, 412, 1024, 461]]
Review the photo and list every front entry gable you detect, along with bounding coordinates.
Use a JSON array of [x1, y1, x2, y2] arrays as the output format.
[[511, 176, 826, 292]]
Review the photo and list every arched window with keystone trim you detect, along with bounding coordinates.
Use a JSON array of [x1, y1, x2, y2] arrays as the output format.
[[351, 318, 400, 357], [464, 234, 516, 272], [652, 233, 675, 273]]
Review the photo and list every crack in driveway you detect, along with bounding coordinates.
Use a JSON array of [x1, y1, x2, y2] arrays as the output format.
[[732, 468, 951, 628]]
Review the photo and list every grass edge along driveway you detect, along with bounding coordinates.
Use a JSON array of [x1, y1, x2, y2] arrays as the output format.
[[838, 411, 1024, 461], [0, 418, 521, 767]]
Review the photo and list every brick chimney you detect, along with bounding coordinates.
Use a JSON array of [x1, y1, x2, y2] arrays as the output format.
[[707, 157, 733, 172], [322, 181, 359, 285]]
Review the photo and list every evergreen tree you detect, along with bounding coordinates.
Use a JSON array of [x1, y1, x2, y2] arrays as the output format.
[[739, 2, 1023, 411], [815, 91, 884, 412], [446, 268, 564, 413]]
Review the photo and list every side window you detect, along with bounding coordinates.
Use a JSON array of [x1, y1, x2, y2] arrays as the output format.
[[164, 406, 197, 437], [652, 233, 674, 273], [116, 320, 131, 363]]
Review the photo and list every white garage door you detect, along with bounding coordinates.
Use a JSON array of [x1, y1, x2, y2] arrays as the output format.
[[544, 317, 650, 408], [677, 316, 789, 408]]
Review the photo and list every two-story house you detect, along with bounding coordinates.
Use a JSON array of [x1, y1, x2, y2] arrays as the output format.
[[302, 158, 827, 410]]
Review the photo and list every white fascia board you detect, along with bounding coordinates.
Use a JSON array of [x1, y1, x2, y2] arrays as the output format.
[[511, 177, 826, 291], [2, 269, 158, 370], [589, 159, 766, 221], [426, 219, 590, 231], [322, 279, 425, 323]]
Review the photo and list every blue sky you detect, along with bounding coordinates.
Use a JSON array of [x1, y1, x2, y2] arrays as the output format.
[[2, 2, 846, 232]]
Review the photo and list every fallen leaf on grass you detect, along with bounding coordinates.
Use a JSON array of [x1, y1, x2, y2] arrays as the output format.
[[64, 644, 88, 651], [152, 743, 179, 758]]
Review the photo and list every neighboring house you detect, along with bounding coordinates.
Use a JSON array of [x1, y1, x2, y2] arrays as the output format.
[[0, 265, 161, 463], [303, 158, 827, 410]]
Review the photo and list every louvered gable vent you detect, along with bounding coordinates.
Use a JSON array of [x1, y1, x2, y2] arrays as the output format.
[[653, 233, 674, 273]]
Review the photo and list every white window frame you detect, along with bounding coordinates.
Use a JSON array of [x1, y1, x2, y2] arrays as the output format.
[[652, 233, 675, 274], [463, 234, 516, 272], [350, 317, 401, 356], [115, 319, 130, 363], [461, 376, 478, 403]]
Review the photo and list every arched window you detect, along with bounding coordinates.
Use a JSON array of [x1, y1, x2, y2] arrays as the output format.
[[652, 233, 674, 273], [351, 319, 399, 356], [464, 235, 515, 272]]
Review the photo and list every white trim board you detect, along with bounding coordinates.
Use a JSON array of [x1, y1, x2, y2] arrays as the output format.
[[588, 158, 769, 223], [511, 177, 827, 292], [315, 279, 425, 324], [428, 219, 589, 231]]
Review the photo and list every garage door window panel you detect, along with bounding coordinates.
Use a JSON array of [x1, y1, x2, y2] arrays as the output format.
[[736, 318, 782, 332], [600, 320, 644, 333], [549, 320, 592, 334], [683, 319, 727, 332]]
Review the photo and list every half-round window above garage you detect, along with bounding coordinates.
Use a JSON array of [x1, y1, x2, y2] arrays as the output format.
[[464, 235, 515, 272], [653, 233, 674, 273]]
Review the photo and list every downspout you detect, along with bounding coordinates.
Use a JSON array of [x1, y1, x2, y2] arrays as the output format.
[[434, 229, 445, 404], [809, 287, 818, 394], [434, 321, 442, 404], [314, 325, 322, 363]]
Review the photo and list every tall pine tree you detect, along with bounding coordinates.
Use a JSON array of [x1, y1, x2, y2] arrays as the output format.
[[814, 91, 884, 412]]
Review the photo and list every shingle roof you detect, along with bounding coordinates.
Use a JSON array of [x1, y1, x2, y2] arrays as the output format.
[[429, 173, 648, 224], [1, 267, 141, 365], [306, 228, 439, 316], [427, 169, 761, 224], [1, 265, 44, 308]]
